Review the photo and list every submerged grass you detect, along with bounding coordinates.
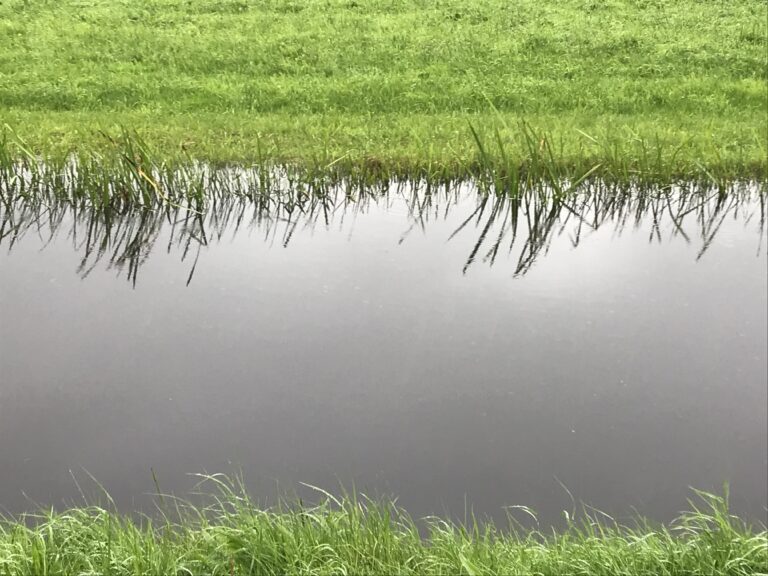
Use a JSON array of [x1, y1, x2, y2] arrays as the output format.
[[0, 0, 766, 179], [0, 478, 765, 576]]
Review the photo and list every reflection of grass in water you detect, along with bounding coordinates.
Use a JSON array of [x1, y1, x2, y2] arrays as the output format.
[[448, 184, 767, 275], [1, 175, 764, 285], [0, 475, 765, 575]]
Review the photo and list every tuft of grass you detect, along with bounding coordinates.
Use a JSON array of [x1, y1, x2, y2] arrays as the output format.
[[0, 477, 765, 575]]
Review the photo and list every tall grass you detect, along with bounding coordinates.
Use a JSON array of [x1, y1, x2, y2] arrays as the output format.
[[0, 477, 765, 576]]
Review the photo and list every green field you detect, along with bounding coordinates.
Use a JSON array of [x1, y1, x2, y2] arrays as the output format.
[[0, 480, 765, 576], [1, 0, 766, 180]]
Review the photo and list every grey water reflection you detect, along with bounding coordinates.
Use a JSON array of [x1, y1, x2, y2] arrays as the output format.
[[0, 180, 766, 528], [1, 182, 765, 284]]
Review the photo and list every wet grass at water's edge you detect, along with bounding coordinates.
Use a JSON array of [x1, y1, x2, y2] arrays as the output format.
[[0, 477, 765, 576], [1, 126, 765, 214]]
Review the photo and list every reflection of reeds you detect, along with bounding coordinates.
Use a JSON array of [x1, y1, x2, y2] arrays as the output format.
[[1, 170, 764, 285]]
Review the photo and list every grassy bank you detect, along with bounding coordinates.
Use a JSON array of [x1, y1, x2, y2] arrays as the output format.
[[0, 481, 765, 576], [1, 0, 766, 180]]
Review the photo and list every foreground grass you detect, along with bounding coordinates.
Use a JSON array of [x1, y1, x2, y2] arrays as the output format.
[[0, 480, 765, 576], [0, 0, 766, 179]]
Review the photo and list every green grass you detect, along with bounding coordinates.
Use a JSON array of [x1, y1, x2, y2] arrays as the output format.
[[0, 0, 766, 180], [0, 478, 765, 576]]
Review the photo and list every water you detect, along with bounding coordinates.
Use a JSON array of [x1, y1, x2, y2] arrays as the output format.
[[1, 182, 766, 527]]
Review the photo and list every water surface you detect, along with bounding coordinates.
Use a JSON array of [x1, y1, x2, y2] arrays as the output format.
[[1, 182, 766, 526]]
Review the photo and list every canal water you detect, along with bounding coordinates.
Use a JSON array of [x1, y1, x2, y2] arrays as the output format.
[[1, 182, 766, 526]]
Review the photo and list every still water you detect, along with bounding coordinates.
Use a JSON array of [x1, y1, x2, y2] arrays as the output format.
[[1, 182, 766, 526]]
